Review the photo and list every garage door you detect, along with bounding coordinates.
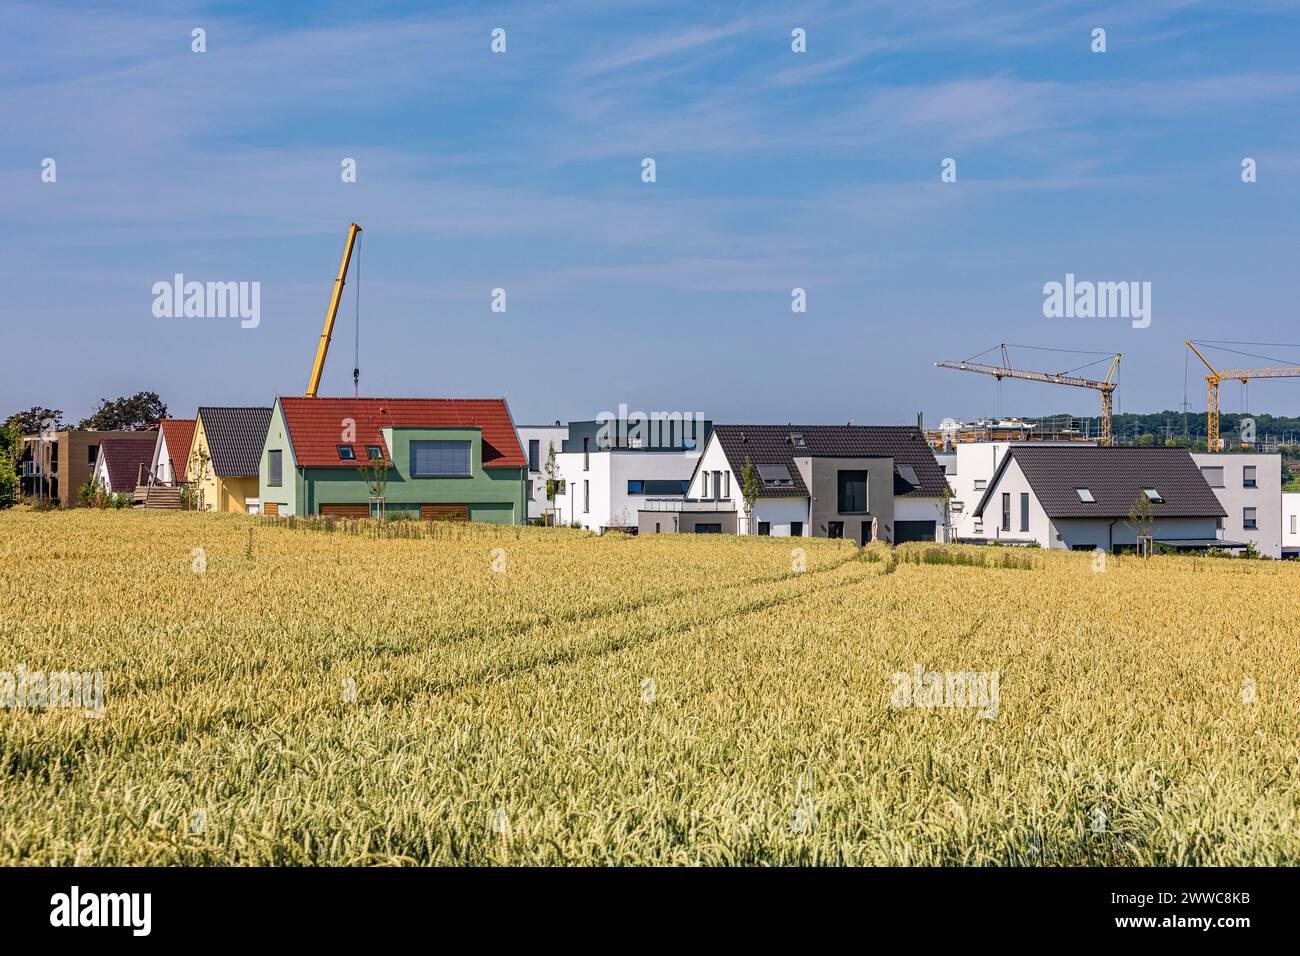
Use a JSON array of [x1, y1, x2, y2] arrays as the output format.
[[319, 503, 369, 519], [894, 520, 937, 543], [420, 503, 469, 521]]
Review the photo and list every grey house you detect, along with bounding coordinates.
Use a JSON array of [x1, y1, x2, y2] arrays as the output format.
[[972, 446, 1232, 552], [639, 424, 949, 542]]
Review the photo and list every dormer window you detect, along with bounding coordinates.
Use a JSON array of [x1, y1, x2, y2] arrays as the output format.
[[788, 433, 805, 448], [337, 445, 356, 461]]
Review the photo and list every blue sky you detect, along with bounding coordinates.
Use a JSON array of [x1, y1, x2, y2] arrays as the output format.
[[3, 0, 1299, 427]]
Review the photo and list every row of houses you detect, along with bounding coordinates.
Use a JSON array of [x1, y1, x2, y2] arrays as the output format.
[[20, 396, 1300, 557]]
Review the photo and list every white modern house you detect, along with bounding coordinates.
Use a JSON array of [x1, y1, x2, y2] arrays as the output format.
[[551, 416, 711, 532], [1190, 452, 1282, 559], [639, 424, 948, 542], [517, 421, 568, 523], [971, 446, 1230, 552], [1284, 492, 1300, 559], [940, 441, 1094, 541]]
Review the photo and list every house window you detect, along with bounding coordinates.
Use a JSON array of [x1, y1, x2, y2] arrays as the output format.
[[337, 445, 356, 461], [268, 450, 283, 488], [837, 470, 868, 513], [758, 521, 771, 535], [1291, 515, 1296, 534], [679, 480, 690, 494], [627, 480, 645, 494], [951, 501, 964, 513], [827, 521, 844, 539], [583, 480, 589, 513], [1075, 488, 1095, 503], [790, 521, 803, 537], [723, 471, 731, 498], [410, 440, 471, 477], [87, 444, 99, 466], [694, 523, 721, 534], [702, 472, 709, 498], [1019, 492, 1029, 532], [528, 439, 540, 472], [1243, 507, 1257, 529], [1201, 466, 1224, 488], [713, 471, 723, 501], [1243, 466, 1257, 488], [366, 445, 384, 461], [1001, 492, 1011, 532], [1142, 488, 1163, 503], [583, 437, 590, 471], [655, 522, 661, 533], [974, 479, 987, 491]]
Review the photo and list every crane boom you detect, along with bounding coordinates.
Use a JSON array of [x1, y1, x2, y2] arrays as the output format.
[[1186, 339, 1300, 451], [306, 222, 363, 399], [935, 349, 1121, 446]]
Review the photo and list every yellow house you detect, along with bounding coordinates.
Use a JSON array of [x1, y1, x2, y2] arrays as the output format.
[[187, 407, 273, 513]]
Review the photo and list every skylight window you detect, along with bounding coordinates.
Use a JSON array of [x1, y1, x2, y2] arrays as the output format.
[[757, 463, 793, 487], [366, 445, 384, 461], [1075, 487, 1095, 503], [788, 433, 806, 448], [1143, 488, 1163, 503], [337, 445, 356, 461]]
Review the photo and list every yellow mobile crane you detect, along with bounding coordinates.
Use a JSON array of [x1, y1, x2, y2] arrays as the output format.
[[936, 344, 1122, 446], [305, 222, 363, 398], [1185, 339, 1300, 451]]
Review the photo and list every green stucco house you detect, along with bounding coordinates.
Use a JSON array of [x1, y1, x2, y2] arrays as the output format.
[[259, 397, 527, 522]]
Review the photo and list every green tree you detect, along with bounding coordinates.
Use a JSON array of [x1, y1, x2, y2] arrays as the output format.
[[1126, 493, 1155, 558], [740, 456, 761, 534], [79, 392, 167, 431], [0, 419, 21, 509], [6, 407, 64, 435], [543, 440, 561, 526]]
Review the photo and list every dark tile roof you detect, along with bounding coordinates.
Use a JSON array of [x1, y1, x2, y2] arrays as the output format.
[[197, 407, 272, 477], [710, 424, 948, 498], [973, 446, 1227, 519], [98, 438, 156, 492], [277, 397, 525, 469]]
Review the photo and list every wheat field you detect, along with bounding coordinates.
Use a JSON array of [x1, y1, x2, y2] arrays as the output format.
[[1, 508, 1296, 865]]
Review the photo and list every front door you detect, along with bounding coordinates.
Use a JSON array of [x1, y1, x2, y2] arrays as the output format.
[[860, 519, 873, 546]]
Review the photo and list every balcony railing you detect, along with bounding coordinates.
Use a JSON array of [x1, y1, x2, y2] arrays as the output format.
[[641, 497, 735, 512]]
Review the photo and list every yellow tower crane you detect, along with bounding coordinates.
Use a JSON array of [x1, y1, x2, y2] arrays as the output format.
[[1185, 340, 1300, 452], [306, 222, 363, 399], [936, 344, 1122, 446]]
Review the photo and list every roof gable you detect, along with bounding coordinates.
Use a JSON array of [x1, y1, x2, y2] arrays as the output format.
[[277, 397, 524, 469], [196, 407, 272, 477], [158, 418, 195, 478], [710, 424, 947, 498], [98, 438, 155, 491], [974, 446, 1227, 519]]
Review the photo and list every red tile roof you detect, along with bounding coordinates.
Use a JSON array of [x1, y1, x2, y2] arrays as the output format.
[[98, 438, 156, 493], [277, 397, 525, 469], [159, 418, 196, 480]]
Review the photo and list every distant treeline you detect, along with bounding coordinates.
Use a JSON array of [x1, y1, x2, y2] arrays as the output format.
[[1031, 410, 1300, 448]]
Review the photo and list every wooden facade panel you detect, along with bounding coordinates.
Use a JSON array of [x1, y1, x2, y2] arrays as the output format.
[[262, 502, 279, 516], [420, 503, 469, 521], [318, 503, 369, 519]]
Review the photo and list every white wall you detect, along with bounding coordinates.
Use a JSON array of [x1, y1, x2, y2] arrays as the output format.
[[1191, 452, 1282, 559], [150, 432, 173, 485], [977, 458, 1052, 546], [1282, 492, 1300, 557], [517, 425, 567, 521], [896, 497, 947, 542], [751, 497, 810, 536], [554, 448, 700, 532]]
